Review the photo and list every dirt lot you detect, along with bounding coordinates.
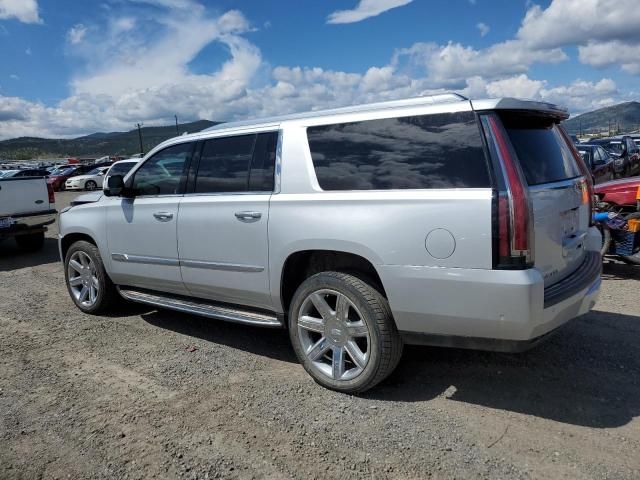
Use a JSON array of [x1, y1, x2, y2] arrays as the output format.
[[1, 191, 639, 479]]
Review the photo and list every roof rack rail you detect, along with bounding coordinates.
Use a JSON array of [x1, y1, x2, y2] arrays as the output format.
[[201, 92, 468, 133]]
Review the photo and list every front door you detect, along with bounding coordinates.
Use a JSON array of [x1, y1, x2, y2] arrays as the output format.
[[178, 131, 278, 310], [106, 142, 194, 295]]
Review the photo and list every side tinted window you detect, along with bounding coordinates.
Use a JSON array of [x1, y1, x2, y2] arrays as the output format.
[[132, 143, 192, 196], [307, 112, 490, 190], [249, 132, 278, 191], [195, 135, 256, 193]]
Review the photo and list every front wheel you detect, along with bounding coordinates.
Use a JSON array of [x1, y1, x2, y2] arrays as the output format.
[[288, 272, 403, 393], [64, 240, 118, 314], [85, 180, 97, 191]]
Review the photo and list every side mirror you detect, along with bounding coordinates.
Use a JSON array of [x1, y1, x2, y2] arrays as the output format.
[[104, 174, 125, 197]]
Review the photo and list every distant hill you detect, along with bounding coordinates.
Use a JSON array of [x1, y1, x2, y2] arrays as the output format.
[[0, 120, 220, 160], [564, 101, 640, 135]]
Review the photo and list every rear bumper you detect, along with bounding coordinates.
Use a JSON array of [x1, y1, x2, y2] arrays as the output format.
[[380, 247, 601, 349], [0, 209, 56, 239]]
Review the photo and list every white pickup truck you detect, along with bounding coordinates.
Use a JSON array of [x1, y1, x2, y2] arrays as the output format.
[[0, 176, 57, 250]]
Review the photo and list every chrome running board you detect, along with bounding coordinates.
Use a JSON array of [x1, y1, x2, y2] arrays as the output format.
[[118, 287, 283, 328]]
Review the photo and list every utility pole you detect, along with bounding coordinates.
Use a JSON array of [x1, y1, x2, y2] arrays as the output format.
[[175, 115, 179, 135], [136, 123, 144, 155]]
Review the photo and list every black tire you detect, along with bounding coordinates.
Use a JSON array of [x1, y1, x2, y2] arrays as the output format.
[[64, 240, 118, 314], [85, 180, 97, 191], [619, 212, 640, 265], [15, 231, 45, 251], [288, 271, 403, 393]]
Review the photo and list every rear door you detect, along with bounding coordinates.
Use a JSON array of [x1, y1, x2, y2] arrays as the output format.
[[177, 131, 277, 311], [498, 112, 588, 287]]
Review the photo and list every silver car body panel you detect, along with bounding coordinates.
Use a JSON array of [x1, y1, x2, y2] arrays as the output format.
[[58, 94, 600, 345]]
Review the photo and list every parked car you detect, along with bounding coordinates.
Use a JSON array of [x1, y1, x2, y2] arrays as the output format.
[[0, 168, 50, 178], [576, 144, 616, 183], [1, 174, 56, 250], [58, 95, 602, 393], [590, 136, 640, 177], [595, 177, 640, 211], [64, 166, 111, 191], [47, 163, 111, 191]]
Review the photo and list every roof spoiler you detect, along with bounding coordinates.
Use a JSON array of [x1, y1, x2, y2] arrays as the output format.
[[471, 98, 569, 121]]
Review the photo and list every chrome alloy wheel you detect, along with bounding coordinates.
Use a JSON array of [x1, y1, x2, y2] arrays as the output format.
[[297, 289, 370, 381], [67, 251, 99, 307]]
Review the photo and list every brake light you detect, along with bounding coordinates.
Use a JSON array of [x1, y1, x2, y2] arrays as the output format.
[[483, 114, 534, 268], [47, 182, 55, 204], [558, 127, 594, 225]]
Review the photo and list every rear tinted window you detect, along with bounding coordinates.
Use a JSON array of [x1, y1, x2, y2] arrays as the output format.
[[307, 112, 490, 190], [196, 135, 256, 193], [501, 114, 581, 186]]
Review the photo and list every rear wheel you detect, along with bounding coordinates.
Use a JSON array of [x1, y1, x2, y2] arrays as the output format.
[[288, 272, 403, 393], [15, 231, 44, 251], [85, 180, 97, 191], [64, 240, 118, 314]]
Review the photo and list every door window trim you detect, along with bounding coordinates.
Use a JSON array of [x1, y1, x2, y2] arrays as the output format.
[[184, 130, 280, 197]]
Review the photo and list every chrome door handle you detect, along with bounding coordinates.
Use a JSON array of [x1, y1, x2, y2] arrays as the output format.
[[153, 212, 174, 222], [234, 211, 262, 220]]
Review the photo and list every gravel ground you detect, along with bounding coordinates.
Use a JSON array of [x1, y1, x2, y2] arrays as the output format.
[[1, 191, 639, 479]]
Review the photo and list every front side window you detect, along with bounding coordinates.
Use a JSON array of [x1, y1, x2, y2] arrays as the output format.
[[132, 143, 192, 196], [108, 162, 137, 177], [307, 112, 490, 190]]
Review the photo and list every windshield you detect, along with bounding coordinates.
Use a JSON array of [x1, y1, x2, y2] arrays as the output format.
[[50, 166, 75, 175], [86, 168, 103, 175], [607, 142, 623, 153]]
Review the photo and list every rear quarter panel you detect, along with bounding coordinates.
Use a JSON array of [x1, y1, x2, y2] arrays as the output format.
[[269, 122, 494, 313]]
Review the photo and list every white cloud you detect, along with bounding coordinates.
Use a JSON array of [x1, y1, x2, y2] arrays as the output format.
[[515, 0, 640, 75], [517, 0, 640, 49], [0, 0, 41, 24], [476, 22, 489, 37], [9, 74, 19, 80], [327, 0, 413, 24], [578, 40, 640, 74], [485, 74, 544, 98], [25, 47, 31, 55], [67, 24, 87, 45], [0, 0, 635, 140], [392, 40, 566, 87]]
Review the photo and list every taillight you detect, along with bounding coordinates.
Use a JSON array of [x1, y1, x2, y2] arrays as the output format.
[[47, 182, 55, 204], [558, 126, 594, 225], [482, 114, 534, 269]]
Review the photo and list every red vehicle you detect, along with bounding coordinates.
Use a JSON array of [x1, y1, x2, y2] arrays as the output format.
[[47, 163, 112, 191], [594, 177, 640, 211]]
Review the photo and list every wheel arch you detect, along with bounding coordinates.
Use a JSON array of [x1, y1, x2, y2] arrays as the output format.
[[278, 249, 386, 315], [60, 232, 98, 260]]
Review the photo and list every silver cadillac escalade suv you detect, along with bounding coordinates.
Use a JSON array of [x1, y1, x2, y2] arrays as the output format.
[[58, 94, 602, 393]]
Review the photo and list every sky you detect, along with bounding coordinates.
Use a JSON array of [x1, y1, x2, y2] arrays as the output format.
[[0, 0, 639, 140]]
